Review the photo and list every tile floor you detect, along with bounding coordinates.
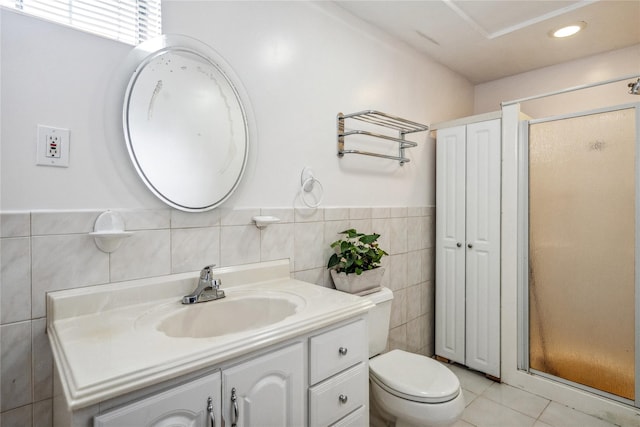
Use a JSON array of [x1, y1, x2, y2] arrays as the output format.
[[446, 363, 621, 427]]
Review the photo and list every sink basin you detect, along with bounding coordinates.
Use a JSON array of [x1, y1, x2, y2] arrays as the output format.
[[157, 293, 302, 338]]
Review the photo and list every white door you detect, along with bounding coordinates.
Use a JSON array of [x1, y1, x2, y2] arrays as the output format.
[[435, 124, 467, 365], [94, 371, 221, 427], [222, 342, 304, 427], [465, 119, 501, 377]]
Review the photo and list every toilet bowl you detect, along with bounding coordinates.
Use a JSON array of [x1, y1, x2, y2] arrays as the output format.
[[362, 287, 464, 427]]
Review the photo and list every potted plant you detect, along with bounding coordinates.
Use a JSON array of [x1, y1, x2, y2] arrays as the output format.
[[327, 228, 388, 294]]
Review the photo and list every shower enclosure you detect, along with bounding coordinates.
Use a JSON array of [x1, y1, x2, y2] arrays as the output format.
[[520, 103, 639, 407]]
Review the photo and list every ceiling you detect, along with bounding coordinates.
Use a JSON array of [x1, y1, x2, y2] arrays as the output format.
[[334, 0, 640, 84]]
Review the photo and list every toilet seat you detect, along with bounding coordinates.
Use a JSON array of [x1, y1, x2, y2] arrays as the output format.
[[369, 350, 460, 404]]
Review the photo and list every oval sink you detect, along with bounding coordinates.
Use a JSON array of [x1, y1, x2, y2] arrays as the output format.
[[158, 295, 300, 338]]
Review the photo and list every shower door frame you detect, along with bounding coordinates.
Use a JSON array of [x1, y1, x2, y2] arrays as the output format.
[[517, 102, 640, 409]]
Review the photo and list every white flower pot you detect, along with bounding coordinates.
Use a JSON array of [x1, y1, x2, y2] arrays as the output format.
[[330, 267, 385, 295]]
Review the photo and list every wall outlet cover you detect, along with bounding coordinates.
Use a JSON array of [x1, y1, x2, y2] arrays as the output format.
[[36, 125, 70, 167]]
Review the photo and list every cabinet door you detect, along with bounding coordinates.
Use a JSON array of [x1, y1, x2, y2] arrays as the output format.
[[94, 371, 221, 427], [435, 124, 467, 365], [465, 119, 501, 377], [222, 342, 304, 427]]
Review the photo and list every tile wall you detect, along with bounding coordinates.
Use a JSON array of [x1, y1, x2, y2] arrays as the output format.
[[0, 206, 435, 426]]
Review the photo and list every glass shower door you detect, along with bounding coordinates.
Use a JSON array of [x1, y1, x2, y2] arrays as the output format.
[[528, 106, 636, 401]]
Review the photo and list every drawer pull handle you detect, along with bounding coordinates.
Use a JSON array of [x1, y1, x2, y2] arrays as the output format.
[[207, 396, 215, 427], [338, 347, 348, 356], [231, 387, 239, 427], [339, 394, 348, 404]]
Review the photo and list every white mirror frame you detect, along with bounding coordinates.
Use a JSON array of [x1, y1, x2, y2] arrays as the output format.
[[122, 34, 253, 211]]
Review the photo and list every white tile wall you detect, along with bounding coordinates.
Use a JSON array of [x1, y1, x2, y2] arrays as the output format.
[[0, 205, 435, 426]]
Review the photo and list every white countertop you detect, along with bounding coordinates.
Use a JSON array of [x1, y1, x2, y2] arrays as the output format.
[[47, 259, 373, 410]]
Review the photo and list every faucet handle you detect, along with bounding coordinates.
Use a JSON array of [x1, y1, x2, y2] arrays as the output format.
[[200, 264, 216, 280]]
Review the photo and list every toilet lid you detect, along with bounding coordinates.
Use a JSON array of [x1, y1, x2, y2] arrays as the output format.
[[369, 350, 460, 404]]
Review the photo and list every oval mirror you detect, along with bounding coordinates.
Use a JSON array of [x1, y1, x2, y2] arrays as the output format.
[[123, 35, 251, 211]]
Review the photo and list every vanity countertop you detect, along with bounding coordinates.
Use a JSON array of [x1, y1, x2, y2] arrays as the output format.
[[47, 259, 373, 410]]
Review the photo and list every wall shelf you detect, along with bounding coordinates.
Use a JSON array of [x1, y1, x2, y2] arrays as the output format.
[[337, 110, 429, 165]]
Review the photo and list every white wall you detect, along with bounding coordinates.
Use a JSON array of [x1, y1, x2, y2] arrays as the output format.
[[474, 44, 640, 118], [0, 2, 473, 211]]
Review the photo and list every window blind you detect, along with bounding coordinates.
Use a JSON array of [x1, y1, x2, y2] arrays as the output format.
[[2, 0, 161, 45]]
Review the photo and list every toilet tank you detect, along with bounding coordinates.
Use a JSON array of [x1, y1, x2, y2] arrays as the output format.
[[362, 287, 394, 357]]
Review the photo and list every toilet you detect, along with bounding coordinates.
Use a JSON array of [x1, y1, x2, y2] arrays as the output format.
[[362, 287, 465, 427]]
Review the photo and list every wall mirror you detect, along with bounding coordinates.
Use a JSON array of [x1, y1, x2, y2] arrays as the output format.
[[123, 35, 251, 211]]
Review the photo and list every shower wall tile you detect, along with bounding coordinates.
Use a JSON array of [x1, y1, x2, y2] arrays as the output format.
[[425, 214, 435, 248], [260, 208, 294, 223], [0, 405, 32, 427], [32, 318, 52, 402], [1, 321, 32, 411], [387, 253, 408, 291], [109, 230, 171, 282], [349, 219, 372, 235], [389, 323, 407, 352], [407, 314, 427, 353], [406, 283, 423, 320], [390, 207, 408, 218], [118, 209, 170, 230], [171, 227, 220, 273], [220, 225, 260, 266], [407, 216, 427, 251], [294, 207, 324, 223], [324, 207, 349, 221], [324, 219, 350, 263], [422, 248, 434, 282], [171, 209, 220, 228], [390, 287, 407, 328], [389, 217, 408, 254], [31, 234, 109, 318], [0, 205, 435, 426], [31, 211, 100, 235], [260, 223, 295, 268], [408, 206, 428, 217], [33, 399, 53, 427], [372, 218, 391, 257], [0, 212, 30, 238], [220, 208, 260, 226], [293, 267, 325, 287], [1, 237, 31, 324], [349, 207, 371, 220], [293, 221, 325, 271], [371, 207, 391, 219], [407, 250, 422, 286]]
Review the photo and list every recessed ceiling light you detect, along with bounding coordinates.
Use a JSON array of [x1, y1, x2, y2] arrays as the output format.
[[551, 22, 586, 38]]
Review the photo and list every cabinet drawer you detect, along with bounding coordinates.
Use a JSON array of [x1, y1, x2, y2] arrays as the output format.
[[310, 319, 367, 384], [331, 405, 368, 427], [309, 362, 368, 427]]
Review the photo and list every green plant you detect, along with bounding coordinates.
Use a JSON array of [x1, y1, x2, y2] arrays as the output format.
[[327, 229, 388, 275]]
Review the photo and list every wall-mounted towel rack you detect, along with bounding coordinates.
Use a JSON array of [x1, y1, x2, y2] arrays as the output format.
[[337, 110, 429, 165]]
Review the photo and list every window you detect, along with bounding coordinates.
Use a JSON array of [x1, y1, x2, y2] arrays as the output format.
[[1, 0, 161, 45]]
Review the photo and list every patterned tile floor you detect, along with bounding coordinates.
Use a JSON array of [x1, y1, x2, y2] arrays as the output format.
[[446, 363, 622, 427]]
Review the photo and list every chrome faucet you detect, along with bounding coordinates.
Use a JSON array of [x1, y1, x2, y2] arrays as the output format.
[[182, 264, 225, 304]]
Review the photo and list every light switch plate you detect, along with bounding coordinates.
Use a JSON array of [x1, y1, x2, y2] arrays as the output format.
[[36, 125, 70, 167]]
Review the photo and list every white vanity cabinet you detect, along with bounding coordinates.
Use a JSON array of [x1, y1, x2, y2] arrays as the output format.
[[48, 260, 374, 427], [85, 320, 366, 427], [435, 116, 501, 378], [94, 371, 221, 427], [222, 342, 304, 427], [308, 319, 369, 427]]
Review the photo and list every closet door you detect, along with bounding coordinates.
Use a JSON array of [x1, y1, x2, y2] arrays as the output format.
[[435, 125, 466, 365], [465, 119, 501, 377]]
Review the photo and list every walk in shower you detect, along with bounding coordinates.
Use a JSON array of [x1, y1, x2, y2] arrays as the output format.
[[520, 103, 640, 408]]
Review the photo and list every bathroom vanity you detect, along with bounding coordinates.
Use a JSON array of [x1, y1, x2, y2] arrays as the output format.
[[47, 260, 373, 427]]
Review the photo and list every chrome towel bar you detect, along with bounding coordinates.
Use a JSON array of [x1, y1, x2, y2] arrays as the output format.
[[337, 110, 428, 165]]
